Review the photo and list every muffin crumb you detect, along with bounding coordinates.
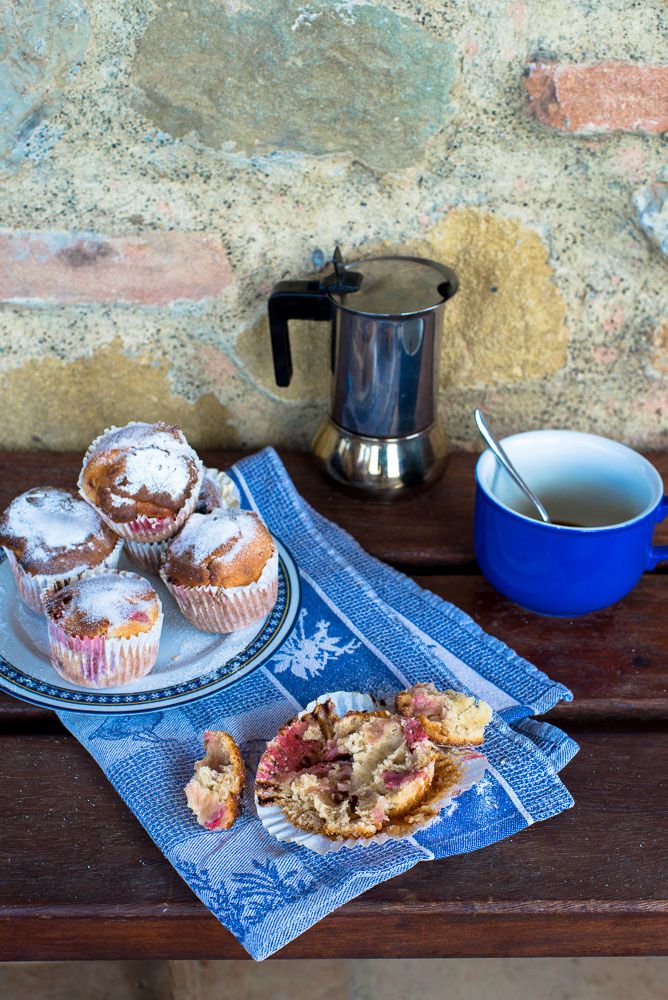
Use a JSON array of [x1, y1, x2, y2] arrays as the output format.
[[395, 682, 492, 746]]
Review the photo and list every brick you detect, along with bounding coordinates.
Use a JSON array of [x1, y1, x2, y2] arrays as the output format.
[[524, 61, 668, 134], [0, 231, 232, 306]]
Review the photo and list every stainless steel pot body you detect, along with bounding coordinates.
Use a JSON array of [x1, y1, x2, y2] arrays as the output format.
[[268, 252, 458, 497], [330, 300, 444, 438]]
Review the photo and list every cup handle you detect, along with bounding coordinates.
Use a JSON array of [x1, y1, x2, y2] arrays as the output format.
[[647, 496, 668, 570]]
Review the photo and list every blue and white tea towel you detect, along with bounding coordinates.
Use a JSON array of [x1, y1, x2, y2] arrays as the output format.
[[59, 448, 578, 960]]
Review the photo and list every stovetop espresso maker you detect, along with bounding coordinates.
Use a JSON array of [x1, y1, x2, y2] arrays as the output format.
[[268, 248, 458, 498]]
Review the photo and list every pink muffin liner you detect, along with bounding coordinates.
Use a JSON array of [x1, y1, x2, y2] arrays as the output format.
[[2, 539, 123, 614], [77, 423, 204, 544], [160, 547, 278, 633], [123, 468, 240, 575], [43, 573, 164, 689]]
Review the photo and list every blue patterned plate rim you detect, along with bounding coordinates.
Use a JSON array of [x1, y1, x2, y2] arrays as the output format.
[[0, 538, 301, 714]]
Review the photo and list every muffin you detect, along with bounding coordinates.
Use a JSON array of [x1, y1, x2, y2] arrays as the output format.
[[42, 570, 163, 688], [395, 683, 492, 746], [0, 487, 123, 612], [256, 701, 443, 839], [194, 468, 240, 515], [185, 730, 245, 831], [78, 421, 204, 544], [123, 467, 240, 575], [160, 507, 278, 633]]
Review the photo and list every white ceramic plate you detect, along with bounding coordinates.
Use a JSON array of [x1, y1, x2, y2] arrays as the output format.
[[0, 540, 300, 714]]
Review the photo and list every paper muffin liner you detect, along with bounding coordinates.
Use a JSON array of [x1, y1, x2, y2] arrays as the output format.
[[77, 423, 204, 544], [204, 467, 241, 511], [3, 539, 124, 614], [42, 571, 164, 689], [255, 691, 490, 856], [160, 547, 278, 633], [123, 468, 240, 574], [123, 537, 170, 575]]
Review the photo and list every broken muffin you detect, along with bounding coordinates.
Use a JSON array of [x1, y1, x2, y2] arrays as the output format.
[[255, 700, 456, 839], [395, 682, 492, 746], [185, 730, 245, 831]]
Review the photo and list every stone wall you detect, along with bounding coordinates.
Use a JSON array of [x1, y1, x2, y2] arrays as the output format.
[[0, 0, 666, 451]]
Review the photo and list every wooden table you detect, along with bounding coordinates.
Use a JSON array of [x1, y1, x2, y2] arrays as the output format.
[[1, 450, 666, 960]]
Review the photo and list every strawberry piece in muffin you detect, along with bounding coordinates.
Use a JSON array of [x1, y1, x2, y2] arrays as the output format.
[[185, 731, 245, 831], [395, 682, 492, 746]]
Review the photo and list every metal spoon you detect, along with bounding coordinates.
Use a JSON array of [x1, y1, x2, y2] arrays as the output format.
[[474, 409, 551, 524]]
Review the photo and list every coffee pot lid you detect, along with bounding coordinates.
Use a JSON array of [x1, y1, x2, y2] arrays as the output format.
[[327, 250, 457, 317]]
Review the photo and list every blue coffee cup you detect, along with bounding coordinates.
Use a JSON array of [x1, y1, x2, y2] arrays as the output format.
[[474, 430, 668, 617]]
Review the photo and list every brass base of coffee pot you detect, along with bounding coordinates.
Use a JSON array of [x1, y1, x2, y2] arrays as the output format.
[[311, 416, 449, 500]]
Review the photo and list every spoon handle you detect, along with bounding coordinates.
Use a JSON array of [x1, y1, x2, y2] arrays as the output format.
[[474, 409, 551, 524]]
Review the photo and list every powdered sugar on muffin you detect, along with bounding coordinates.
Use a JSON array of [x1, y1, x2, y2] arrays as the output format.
[[79, 422, 203, 541], [43, 571, 161, 640], [123, 468, 241, 575], [0, 487, 118, 577], [163, 508, 273, 588], [160, 507, 278, 632], [42, 570, 163, 688], [185, 730, 245, 831], [256, 701, 440, 839], [395, 682, 492, 746]]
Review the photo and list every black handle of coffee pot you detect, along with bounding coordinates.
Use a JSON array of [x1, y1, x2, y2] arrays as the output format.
[[268, 280, 332, 387], [268, 248, 363, 387]]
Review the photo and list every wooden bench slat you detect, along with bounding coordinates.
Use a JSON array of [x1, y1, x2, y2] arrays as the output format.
[[3, 450, 665, 569], [0, 449, 666, 958], [0, 726, 665, 958], [1, 911, 665, 961], [420, 574, 668, 721], [1, 572, 665, 725]]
